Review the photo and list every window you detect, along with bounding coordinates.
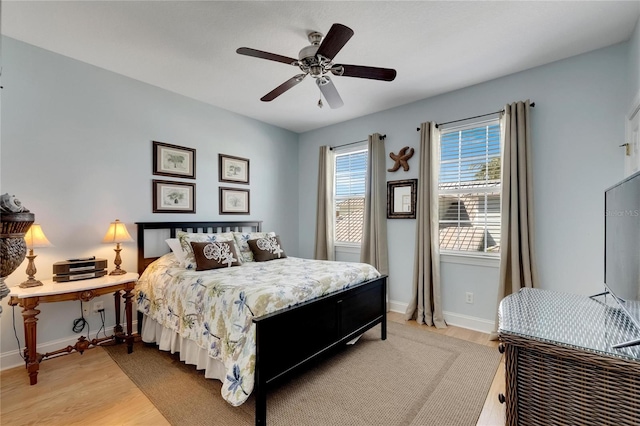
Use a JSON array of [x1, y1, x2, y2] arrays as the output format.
[[334, 147, 367, 244], [438, 120, 501, 254]]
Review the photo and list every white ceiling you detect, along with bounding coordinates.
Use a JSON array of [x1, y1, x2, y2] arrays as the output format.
[[2, 1, 639, 133]]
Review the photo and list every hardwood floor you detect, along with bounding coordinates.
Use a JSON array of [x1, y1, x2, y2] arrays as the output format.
[[0, 313, 505, 425], [0, 344, 169, 426]]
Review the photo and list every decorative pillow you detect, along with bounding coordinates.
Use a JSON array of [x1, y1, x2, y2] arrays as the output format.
[[177, 231, 239, 269], [189, 241, 241, 271], [165, 238, 187, 264], [247, 235, 287, 262], [233, 231, 276, 263]]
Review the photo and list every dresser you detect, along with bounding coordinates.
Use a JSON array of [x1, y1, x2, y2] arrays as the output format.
[[498, 288, 640, 426]]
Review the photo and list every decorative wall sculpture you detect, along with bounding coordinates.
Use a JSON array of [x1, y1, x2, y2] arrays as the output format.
[[388, 146, 415, 172]]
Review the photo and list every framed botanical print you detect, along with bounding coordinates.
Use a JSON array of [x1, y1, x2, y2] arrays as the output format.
[[219, 187, 250, 215], [219, 154, 249, 184], [153, 141, 196, 179], [153, 179, 196, 213]]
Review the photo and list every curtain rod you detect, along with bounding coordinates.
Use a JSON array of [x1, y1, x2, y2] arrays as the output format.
[[416, 102, 536, 131], [330, 134, 386, 150]]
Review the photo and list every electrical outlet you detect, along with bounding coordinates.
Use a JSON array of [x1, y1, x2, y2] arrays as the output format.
[[92, 301, 104, 313], [82, 303, 90, 316], [465, 292, 474, 304]]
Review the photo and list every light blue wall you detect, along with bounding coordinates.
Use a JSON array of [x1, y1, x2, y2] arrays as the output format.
[[0, 37, 299, 360], [298, 43, 630, 325]]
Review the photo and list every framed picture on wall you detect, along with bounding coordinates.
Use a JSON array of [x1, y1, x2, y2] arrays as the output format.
[[219, 154, 249, 184], [153, 141, 196, 179], [387, 179, 417, 219], [219, 187, 250, 215], [153, 179, 196, 213]]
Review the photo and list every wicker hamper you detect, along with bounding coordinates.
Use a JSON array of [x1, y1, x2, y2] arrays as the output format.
[[499, 288, 640, 426]]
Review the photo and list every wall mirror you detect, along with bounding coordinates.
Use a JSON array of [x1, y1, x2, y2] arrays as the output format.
[[387, 179, 417, 219]]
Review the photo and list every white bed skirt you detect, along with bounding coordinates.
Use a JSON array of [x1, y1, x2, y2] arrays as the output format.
[[141, 314, 227, 382]]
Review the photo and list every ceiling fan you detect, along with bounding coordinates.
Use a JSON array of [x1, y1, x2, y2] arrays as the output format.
[[236, 23, 397, 109]]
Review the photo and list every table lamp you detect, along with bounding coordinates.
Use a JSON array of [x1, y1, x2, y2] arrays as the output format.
[[102, 219, 133, 275], [20, 223, 53, 288]]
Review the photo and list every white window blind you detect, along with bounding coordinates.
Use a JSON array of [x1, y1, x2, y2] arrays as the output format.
[[334, 148, 367, 244], [439, 121, 501, 254]]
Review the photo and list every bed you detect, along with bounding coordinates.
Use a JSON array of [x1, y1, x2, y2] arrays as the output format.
[[135, 221, 387, 426]]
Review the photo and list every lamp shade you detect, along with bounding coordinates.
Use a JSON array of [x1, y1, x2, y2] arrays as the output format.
[[24, 224, 53, 249], [102, 219, 133, 244]]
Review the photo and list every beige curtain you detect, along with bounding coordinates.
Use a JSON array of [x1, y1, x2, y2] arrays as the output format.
[[491, 100, 539, 339], [360, 133, 389, 275], [405, 123, 446, 328], [314, 146, 335, 261]]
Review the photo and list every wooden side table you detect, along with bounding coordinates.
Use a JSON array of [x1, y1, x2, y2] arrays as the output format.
[[8, 272, 139, 385]]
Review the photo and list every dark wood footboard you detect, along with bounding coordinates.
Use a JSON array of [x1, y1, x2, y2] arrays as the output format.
[[253, 275, 387, 426]]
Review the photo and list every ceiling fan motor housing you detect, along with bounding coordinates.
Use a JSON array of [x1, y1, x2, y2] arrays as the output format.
[[298, 44, 319, 61], [298, 46, 330, 78], [299, 31, 334, 78]]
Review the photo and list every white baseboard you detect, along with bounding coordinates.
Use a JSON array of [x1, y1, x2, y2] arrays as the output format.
[[0, 322, 137, 371], [389, 299, 494, 334], [442, 311, 495, 334], [388, 299, 408, 314]]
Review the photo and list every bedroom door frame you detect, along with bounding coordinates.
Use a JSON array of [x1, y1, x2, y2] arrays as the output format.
[[625, 90, 640, 177]]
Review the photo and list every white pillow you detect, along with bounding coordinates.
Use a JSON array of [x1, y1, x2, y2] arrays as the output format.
[[165, 238, 187, 264]]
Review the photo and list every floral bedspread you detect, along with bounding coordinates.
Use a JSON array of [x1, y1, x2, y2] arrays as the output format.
[[135, 254, 380, 406]]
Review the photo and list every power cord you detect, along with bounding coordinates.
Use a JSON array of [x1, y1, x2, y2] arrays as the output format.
[[96, 309, 107, 339], [12, 305, 26, 361], [72, 301, 90, 338]]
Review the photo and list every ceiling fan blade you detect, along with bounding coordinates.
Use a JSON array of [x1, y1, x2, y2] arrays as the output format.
[[236, 47, 298, 66], [317, 76, 344, 109], [332, 64, 397, 81], [261, 74, 307, 102], [315, 23, 354, 61]]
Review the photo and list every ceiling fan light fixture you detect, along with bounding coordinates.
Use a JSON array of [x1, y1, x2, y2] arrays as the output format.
[[237, 23, 396, 107], [310, 65, 324, 77]]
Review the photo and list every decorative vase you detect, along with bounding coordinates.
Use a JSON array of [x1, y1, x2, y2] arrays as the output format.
[[0, 212, 35, 313]]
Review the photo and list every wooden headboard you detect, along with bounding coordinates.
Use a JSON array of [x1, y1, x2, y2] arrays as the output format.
[[135, 221, 263, 275]]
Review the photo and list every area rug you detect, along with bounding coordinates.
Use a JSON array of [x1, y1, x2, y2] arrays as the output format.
[[104, 321, 500, 426]]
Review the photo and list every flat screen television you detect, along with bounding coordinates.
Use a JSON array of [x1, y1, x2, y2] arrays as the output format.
[[603, 170, 640, 348]]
